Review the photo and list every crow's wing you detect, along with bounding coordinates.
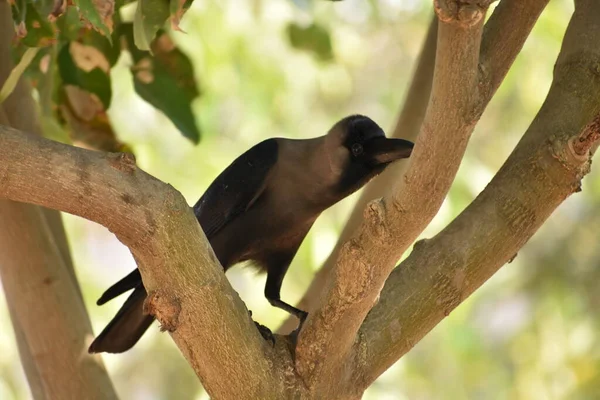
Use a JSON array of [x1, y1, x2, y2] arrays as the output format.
[[94, 139, 278, 307], [193, 138, 278, 238]]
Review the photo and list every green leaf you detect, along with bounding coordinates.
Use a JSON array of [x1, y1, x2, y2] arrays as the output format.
[[133, 69, 199, 143], [55, 6, 86, 41], [81, 28, 122, 66], [121, 25, 200, 142], [133, 0, 169, 51], [0, 47, 39, 103], [48, 0, 68, 21], [10, 0, 27, 33], [57, 43, 112, 108], [12, 3, 57, 47], [119, 23, 147, 62], [56, 6, 121, 65], [72, 0, 114, 42], [287, 22, 334, 61], [38, 0, 62, 18]]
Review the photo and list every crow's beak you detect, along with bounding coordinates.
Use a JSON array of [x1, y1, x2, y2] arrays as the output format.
[[364, 136, 414, 165]]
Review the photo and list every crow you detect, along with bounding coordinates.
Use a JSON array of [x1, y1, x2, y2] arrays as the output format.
[[89, 115, 414, 353]]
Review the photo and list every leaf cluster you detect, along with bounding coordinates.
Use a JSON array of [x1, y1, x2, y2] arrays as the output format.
[[8, 0, 200, 145]]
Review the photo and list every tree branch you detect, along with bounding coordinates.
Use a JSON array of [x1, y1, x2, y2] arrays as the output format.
[[0, 4, 117, 398], [358, 0, 600, 386], [0, 202, 118, 399], [279, 15, 438, 335], [295, 1, 492, 393], [0, 126, 300, 399], [5, 302, 46, 400], [479, 0, 550, 106], [284, 0, 550, 338]]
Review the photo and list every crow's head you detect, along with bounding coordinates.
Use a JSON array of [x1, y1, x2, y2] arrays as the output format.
[[325, 114, 414, 196]]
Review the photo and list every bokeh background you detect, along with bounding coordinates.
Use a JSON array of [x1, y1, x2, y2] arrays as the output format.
[[2, 0, 599, 399]]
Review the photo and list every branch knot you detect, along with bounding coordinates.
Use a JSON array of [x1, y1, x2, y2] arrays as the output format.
[[569, 113, 600, 158], [144, 290, 181, 332], [434, 0, 492, 27], [364, 198, 391, 242], [107, 152, 137, 173]]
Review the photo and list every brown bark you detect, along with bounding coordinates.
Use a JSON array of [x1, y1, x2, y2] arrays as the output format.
[[282, 0, 550, 338], [357, 0, 600, 387], [0, 125, 303, 399], [0, 3, 117, 399], [0, 202, 118, 400], [294, 0, 542, 393], [279, 15, 439, 335]]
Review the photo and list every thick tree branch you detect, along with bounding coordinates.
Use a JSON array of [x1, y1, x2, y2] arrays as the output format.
[[279, 16, 439, 335], [294, 1, 492, 393], [287, 0, 548, 341], [479, 0, 550, 106], [5, 303, 46, 400], [0, 202, 118, 400], [0, 127, 300, 399], [358, 0, 600, 386]]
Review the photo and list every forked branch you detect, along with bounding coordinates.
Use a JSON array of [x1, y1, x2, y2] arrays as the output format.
[[359, 0, 600, 386], [295, 0, 491, 393]]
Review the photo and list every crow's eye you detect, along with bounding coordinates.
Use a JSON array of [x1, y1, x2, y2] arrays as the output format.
[[351, 143, 363, 156]]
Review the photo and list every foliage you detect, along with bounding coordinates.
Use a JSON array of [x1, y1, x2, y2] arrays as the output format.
[[6, 0, 337, 147], [7, 0, 202, 145]]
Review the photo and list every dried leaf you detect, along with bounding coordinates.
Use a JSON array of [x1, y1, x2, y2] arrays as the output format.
[[169, 0, 191, 32], [69, 41, 111, 73], [60, 86, 128, 152], [49, 0, 68, 21], [92, 0, 114, 32], [72, 0, 114, 41]]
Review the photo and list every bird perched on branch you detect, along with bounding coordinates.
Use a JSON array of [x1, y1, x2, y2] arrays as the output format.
[[89, 114, 414, 353]]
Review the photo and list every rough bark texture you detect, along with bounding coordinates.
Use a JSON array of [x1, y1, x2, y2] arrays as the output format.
[[293, 1, 525, 394], [0, 3, 118, 399], [279, 16, 439, 335], [0, 126, 303, 399], [357, 0, 600, 387], [282, 0, 550, 338]]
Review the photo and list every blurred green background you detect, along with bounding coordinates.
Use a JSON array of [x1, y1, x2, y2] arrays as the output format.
[[2, 0, 600, 399]]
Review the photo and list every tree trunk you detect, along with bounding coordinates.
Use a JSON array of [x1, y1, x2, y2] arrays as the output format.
[[0, 3, 117, 399]]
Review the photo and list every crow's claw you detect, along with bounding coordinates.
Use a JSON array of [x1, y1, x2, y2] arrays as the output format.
[[248, 310, 275, 346], [254, 321, 276, 346], [289, 311, 308, 347]]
